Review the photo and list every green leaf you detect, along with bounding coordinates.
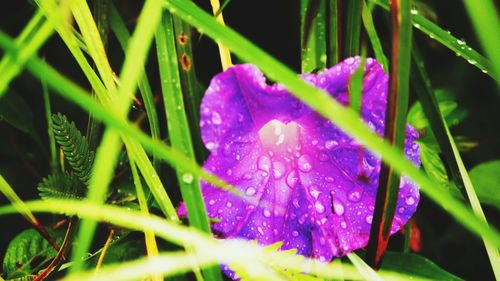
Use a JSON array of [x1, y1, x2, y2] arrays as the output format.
[[2, 228, 65, 279], [300, 0, 327, 72], [0, 91, 44, 149], [37, 172, 86, 200], [381, 252, 463, 281], [52, 113, 95, 185], [469, 161, 500, 209], [342, 0, 362, 58], [408, 101, 466, 130]]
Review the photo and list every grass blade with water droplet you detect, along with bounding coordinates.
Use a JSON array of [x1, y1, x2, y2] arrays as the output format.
[[301, 0, 327, 72]]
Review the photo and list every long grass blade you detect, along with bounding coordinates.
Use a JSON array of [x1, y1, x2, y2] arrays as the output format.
[[109, 4, 161, 167], [156, 9, 223, 281], [0, 199, 437, 281], [462, 0, 500, 82], [342, 0, 362, 58], [327, 0, 340, 65], [41, 73, 58, 172], [367, 0, 412, 267], [361, 0, 388, 72], [411, 44, 500, 280], [371, 0, 497, 82], [1, 22, 499, 255], [301, 0, 327, 72]]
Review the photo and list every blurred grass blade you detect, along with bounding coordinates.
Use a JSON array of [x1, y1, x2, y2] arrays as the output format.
[[411, 44, 500, 280], [366, 0, 412, 267], [42, 73, 58, 172], [347, 253, 383, 281], [209, 0, 232, 70], [172, 15, 206, 162], [0, 175, 60, 251], [0, 8, 57, 97], [0, 199, 435, 281], [2, 11, 500, 254], [348, 54, 365, 113], [342, 0, 362, 58], [361, 0, 388, 72], [129, 158, 161, 281], [109, 4, 161, 167], [300, 0, 327, 72], [371, 0, 497, 82], [327, 0, 339, 65], [156, 10, 223, 280], [462, 0, 500, 82]]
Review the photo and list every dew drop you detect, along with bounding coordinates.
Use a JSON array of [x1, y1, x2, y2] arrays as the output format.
[[398, 207, 405, 214], [286, 170, 299, 188], [315, 202, 325, 213], [365, 215, 373, 224], [310, 187, 321, 200], [257, 155, 271, 172], [347, 187, 363, 202], [226, 202, 232, 208], [206, 142, 216, 150], [181, 173, 194, 184], [292, 230, 299, 237], [325, 140, 338, 149], [405, 196, 416, 205], [211, 111, 222, 124], [298, 155, 313, 172], [263, 209, 271, 217], [273, 161, 286, 179], [293, 199, 300, 209], [340, 221, 347, 229], [246, 187, 256, 196], [257, 227, 265, 235], [333, 201, 345, 216], [208, 199, 215, 206]]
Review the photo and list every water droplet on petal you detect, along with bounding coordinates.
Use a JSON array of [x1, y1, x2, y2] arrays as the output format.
[[206, 142, 216, 150], [257, 227, 265, 235], [325, 140, 338, 149], [257, 155, 271, 172], [340, 221, 347, 229], [226, 202, 232, 207], [246, 187, 256, 196], [333, 201, 345, 216], [208, 200, 215, 205], [365, 215, 373, 224], [263, 209, 271, 217], [211, 111, 222, 124], [286, 170, 299, 188], [273, 161, 286, 179], [310, 187, 321, 200], [398, 207, 405, 214], [298, 155, 313, 172], [292, 230, 299, 237], [347, 187, 363, 202], [315, 202, 325, 213], [293, 199, 300, 209], [405, 196, 416, 205]]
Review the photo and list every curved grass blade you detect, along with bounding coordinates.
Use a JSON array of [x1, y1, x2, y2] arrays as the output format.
[[462, 0, 500, 82], [0, 199, 438, 281], [361, 0, 388, 72], [42, 74, 58, 172], [367, 0, 412, 267], [1, 22, 499, 256], [301, 0, 327, 72], [156, 9, 223, 281], [109, 4, 161, 167], [371, 0, 497, 82], [0, 175, 60, 252], [411, 44, 500, 280], [161, 0, 500, 248]]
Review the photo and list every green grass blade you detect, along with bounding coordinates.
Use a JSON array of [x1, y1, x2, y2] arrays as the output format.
[[327, 0, 339, 65], [361, 0, 388, 72], [347, 253, 383, 281], [462, 0, 500, 82], [0, 9, 56, 97], [162, 0, 500, 249], [172, 16, 206, 162], [300, 0, 327, 72], [343, 0, 362, 57], [156, 11, 223, 280], [371, 0, 497, 82], [0, 199, 437, 281], [348, 55, 365, 113], [367, 0, 412, 267], [69, 0, 117, 94], [41, 72, 58, 172], [411, 44, 500, 280], [70, 130, 123, 273], [1, 20, 499, 258], [109, 4, 161, 167]]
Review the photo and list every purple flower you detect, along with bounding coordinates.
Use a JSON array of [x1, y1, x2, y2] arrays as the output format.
[[180, 57, 420, 264]]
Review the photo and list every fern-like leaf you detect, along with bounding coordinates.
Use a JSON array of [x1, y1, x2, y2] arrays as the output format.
[[37, 173, 85, 200], [52, 113, 94, 184]]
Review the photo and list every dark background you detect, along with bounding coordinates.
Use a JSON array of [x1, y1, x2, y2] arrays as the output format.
[[1, 1, 499, 280]]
